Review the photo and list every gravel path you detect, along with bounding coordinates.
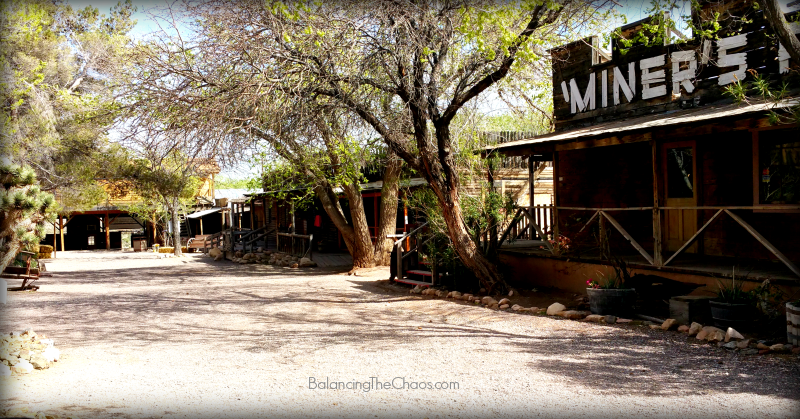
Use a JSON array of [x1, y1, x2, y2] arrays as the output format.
[[1, 251, 798, 419]]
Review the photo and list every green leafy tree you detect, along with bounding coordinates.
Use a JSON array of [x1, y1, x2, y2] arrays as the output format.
[[0, 0, 136, 210], [0, 160, 57, 273]]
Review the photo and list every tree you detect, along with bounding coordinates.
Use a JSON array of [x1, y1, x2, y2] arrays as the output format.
[[118, 11, 405, 268], [175, 0, 613, 292], [763, 0, 800, 65], [1, 0, 137, 211], [0, 160, 57, 273]]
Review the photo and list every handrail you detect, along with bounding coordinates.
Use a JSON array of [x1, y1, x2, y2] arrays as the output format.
[[277, 232, 314, 259]]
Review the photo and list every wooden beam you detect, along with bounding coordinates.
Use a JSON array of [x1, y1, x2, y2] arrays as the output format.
[[663, 209, 724, 267], [724, 209, 800, 279], [59, 216, 65, 252], [522, 210, 553, 252], [651, 140, 663, 266], [600, 211, 654, 265], [576, 211, 600, 236], [52, 218, 57, 258], [105, 211, 110, 250], [528, 157, 535, 238]]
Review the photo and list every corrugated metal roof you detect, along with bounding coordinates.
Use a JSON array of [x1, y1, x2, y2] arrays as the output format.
[[484, 100, 799, 154], [187, 207, 223, 219]]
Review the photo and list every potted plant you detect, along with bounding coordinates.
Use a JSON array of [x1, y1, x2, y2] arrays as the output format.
[[585, 262, 636, 317], [709, 268, 757, 329]]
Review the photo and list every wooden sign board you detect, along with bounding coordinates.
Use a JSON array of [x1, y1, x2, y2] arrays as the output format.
[[551, 1, 800, 131]]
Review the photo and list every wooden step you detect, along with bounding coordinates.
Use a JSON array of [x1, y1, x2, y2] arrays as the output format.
[[395, 278, 433, 287], [406, 269, 443, 277]]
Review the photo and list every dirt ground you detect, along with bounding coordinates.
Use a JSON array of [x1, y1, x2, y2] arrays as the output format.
[[1, 251, 798, 419]]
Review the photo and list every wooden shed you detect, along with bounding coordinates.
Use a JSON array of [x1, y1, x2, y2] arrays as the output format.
[[485, 2, 800, 295]]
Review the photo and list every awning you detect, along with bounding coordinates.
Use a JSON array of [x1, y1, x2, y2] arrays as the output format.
[[186, 207, 223, 219], [483, 99, 799, 156]]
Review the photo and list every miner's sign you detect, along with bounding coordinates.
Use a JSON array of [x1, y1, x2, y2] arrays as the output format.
[[551, 6, 800, 130]]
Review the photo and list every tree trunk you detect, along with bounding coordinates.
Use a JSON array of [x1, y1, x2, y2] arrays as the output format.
[[342, 182, 376, 269], [172, 201, 183, 256], [373, 153, 402, 266], [0, 240, 21, 276], [430, 181, 506, 294], [764, 0, 800, 65], [312, 182, 374, 268]]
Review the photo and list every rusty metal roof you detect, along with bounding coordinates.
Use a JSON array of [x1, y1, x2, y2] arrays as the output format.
[[484, 99, 798, 155]]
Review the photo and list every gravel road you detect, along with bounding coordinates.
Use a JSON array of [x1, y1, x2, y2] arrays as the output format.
[[1, 251, 798, 419]]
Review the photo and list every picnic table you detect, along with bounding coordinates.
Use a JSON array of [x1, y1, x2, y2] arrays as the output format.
[[2, 251, 48, 291]]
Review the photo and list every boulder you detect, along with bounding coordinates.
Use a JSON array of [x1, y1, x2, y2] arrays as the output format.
[[688, 322, 703, 336], [499, 304, 510, 310], [725, 327, 744, 342], [559, 310, 589, 320], [435, 290, 446, 297], [546, 303, 567, 316], [488, 303, 499, 309], [661, 319, 678, 330], [214, 254, 225, 261], [42, 347, 59, 363], [737, 339, 751, 349], [650, 324, 662, 330], [741, 348, 759, 355], [616, 318, 632, 324], [769, 344, 786, 352], [707, 330, 725, 342], [462, 294, 473, 301], [757, 342, 770, 350], [18, 349, 31, 360], [0, 363, 9, 377], [234, 251, 243, 258], [498, 298, 511, 306], [29, 354, 49, 370], [585, 314, 605, 323], [208, 248, 222, 258], [511, 304, 523, 311], [696, 330, 710, 340], [482, 296, 498, 305], [604, 315, 617, 324], [10, 359, 33, 374], [722, 342, 738, 349], [450, 291, 462, 299], [677, 325, 690, 333], [290, 263, 299, 268], [299, 258, 317, 268]]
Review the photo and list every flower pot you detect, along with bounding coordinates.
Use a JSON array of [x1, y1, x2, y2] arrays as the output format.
[[709, 300, 755, 330], [586, 288, 636, 316], [787, 302, 800, 346]]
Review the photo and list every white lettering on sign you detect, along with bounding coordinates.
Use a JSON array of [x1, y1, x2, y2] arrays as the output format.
[[560, 81, 570, 103], [613, 62, 635, 105], [671, 50, 697, 96], [640, 54, 667, 99], [570, 73, 595, 113], [717, 33, 748, 85], [601, 69, 608, 108]]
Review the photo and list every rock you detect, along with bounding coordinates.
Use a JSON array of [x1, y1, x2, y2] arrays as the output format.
[[42, 347, 60, 362], [499, 304, 510, 310], [435, 290, 446, 297], [759, 349, 771, 355], [0, 363, 9, 376], [677, 325, 690, 333], [757, 343, 770, 350], [18, 349, 31, 360], [792, 347, 800, 355], [629, 320, 642, 326], [737, 339, 751, 349], [208, 248, 222, 258], [488, 303, 499, 309], [642, 321, 654, 326], [10, 359, 33, 374], [214, 254, 225, 261], [696, 330, 710, 340], [482, 296, 498, 305], [649, 324, 662, 330], [661, 319, 677, 330], [769, 344, 785, 352], [707, 330, 725, 342], [508, 290, 515, 297], [290, 263, 299, 268], [546, 303, 567, 315], [740, 348, 759, 355], [559, 310, 589, 320], [462, 294, 473, 301], [722, 342, 738, 349], [688, 322, 703, 336], [498, 298, 511, 306], [616, 318, 632, 324], [511, 304, 523, 311], [29, 354, 49, 370], [234, 251, 243, 258], [299, 258, 317, 267], [604, 315, 617, 324], [585, 314, 605, 323], [451, 291, 462, 299], [725, 327, 744, 342]]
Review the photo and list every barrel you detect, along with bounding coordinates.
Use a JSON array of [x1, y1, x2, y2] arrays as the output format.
[[788, 302, 800, 346]]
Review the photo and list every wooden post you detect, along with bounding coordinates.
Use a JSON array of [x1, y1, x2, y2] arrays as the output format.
[[552, 153, 560, 241], [59, 216, 65, 252], [599, 214, 607, 260], [262, 197, 268, 230], [249, 200, 254, 230], [52, 218, 57, 258], [199, 218, 204, 235], [528, 157, 535, 238], [105, 211, 110, 250], [651, 140, 663, 266]]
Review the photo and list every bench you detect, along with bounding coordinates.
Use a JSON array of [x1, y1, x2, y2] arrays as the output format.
[[187, 235, 211, 252], [2, 251, 47, 291]]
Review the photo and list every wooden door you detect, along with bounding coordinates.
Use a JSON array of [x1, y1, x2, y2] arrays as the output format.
[[663, 141, 698, 253]]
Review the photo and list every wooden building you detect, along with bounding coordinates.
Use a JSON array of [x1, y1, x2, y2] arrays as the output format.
[[485, 2, 800, 295]]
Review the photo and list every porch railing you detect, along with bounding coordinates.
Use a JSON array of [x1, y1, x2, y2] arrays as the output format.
[[277, 233, 314, 259], [498, 205, 800, 279], [391, 222, 430, 284]]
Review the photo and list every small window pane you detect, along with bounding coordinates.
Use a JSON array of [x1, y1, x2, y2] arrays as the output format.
[[667, 147, 694, 198], [760, 133, 800, 204]]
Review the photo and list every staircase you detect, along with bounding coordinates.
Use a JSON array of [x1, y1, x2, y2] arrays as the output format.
[[390, 223, 449, 287]]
